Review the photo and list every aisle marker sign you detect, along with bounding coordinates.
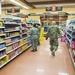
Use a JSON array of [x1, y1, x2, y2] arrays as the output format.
[[46, 6, 62, 11]]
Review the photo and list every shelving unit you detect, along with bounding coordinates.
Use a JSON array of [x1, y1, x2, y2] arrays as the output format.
[[66, 19, 75, 67], [0, 21, 6, 67], [0, 22, 31, 68]]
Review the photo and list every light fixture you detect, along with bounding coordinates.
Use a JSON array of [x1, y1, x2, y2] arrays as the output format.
[[10, 0, 29, 9]]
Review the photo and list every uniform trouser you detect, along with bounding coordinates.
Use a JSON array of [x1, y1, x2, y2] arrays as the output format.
[[37, 34, 40, 42], [50, 38, 58, 52], [31, 39, 37, 50]]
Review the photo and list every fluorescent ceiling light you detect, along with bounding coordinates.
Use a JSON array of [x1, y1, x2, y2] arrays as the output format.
[[10, 0, 29, 9], [22, 6, 29, 9]]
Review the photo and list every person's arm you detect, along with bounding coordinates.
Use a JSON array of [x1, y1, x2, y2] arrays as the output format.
[[46, 27, 50, 40], [57, 27, 61, 34]]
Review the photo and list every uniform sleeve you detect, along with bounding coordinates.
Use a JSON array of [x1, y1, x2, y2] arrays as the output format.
[[46, 27, 50, 39], [57, 27, 61, 34], [29, 28, 32, 35]]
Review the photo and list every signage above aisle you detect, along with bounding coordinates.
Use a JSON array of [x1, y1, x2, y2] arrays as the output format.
[[7, 8, 20, 13], [46, 6, 62, 11]]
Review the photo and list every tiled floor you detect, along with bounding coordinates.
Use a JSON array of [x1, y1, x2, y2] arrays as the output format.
[[0, 39, 75, 75]]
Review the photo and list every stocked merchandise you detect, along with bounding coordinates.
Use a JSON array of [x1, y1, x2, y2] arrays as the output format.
[[66, 18, 75, 67], [0, 21, 31, 68], [0, 21, 6, 66]]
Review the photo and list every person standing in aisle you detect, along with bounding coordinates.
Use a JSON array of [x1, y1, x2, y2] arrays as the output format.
[[30, 23, 39, 52], [46, 21, 60, 56], [36, 24, 41, 45]]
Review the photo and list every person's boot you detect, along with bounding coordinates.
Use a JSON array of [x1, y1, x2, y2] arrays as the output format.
[[52, 52, 55, 56], [52, 50, 55, 56], [37, 41, 40, 45], [35, 49, 37, 51], [31, 49, 35, 52]]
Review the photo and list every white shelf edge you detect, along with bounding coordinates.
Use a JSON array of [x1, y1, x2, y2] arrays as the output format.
[[0, 41, 5, 44], [22, 32, 27, 35], [66, 36, 71, 43], [67, 32, 72, 37], [21, 42, 28, 46], [0, 47, 6, 51], [0, 27, 5, 29], [68, 48, 75, 67], [22, 28, 27, 30], [5, 30, 20, 33], [6, 40, 20, 46], [0, 45, 31, 68], [0, 55, 6, 59], [0, 34, 6, 36], [20, 37, 27, 41], [5, 35, 20, 39]]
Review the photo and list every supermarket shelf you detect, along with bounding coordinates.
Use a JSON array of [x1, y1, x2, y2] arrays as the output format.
[[20, 42, 28, 47], [27, 26, 31, 28], [0, 54, 20, 68], [7, 42, 28, 54], [0, 41, 5, 44], [7, 45, 21, 54], [5, 30, 20, 33], [0, 27, 5, 29], [22, 28, 28, 30], [67, 32, 72, 37], [27, 40, 31, 43], [5, 35, 20, 39], [26, 45, 31, 49], [0, 47, 6, 51], [0, 34, 6, 36], [0, 55, 6, 59], [68, 48, 75, 67], [66, 37, 71, 43], [6, 40, 20, 47], [0, 45, 31, 68], [20, 37, 27, 41], [22, 32, 27, 35], [4, 23, 20, 27]]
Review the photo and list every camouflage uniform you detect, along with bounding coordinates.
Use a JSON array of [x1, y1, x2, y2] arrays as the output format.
[[30, 27, 38, 51], [37, 25, 41, 45], [46, 25, 60, 54]]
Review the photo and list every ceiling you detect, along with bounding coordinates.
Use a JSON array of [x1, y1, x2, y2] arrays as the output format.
[[1, 0, 75, 9], [1, 0, 75, 18]]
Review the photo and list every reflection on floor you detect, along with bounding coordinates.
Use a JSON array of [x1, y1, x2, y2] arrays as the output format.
[[0, 39, 75, 75]]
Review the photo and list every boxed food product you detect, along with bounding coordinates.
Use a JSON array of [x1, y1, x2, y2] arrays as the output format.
[[0, 29, 4, 34], [0, 21, 3, 27], [18, 47, 22, 53], [0, 50, 6, 57], [0, 60, 4, 66], [6, 46, 12, 53], [0, 43, 5, 49], [0, 37, 4, 42], [5, 39, 11, 44]]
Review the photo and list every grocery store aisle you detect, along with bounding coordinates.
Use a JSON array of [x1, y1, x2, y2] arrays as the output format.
[[0, 39, 75, 75]]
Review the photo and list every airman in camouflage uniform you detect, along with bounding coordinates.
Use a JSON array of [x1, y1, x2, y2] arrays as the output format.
[[46, 21, 60, 56], [36, 24, 41, 45], [30, 24, 39, 52]]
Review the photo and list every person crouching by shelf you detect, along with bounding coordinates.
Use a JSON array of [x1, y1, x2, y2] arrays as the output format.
[[46, 21, 61, 56], [30, 23, 39, 52]]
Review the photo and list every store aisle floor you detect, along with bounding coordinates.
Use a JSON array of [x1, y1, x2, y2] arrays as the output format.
[[0, 39, 75, 75]]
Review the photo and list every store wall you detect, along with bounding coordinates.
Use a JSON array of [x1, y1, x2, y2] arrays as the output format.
[[20, 7, 75, 13]]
